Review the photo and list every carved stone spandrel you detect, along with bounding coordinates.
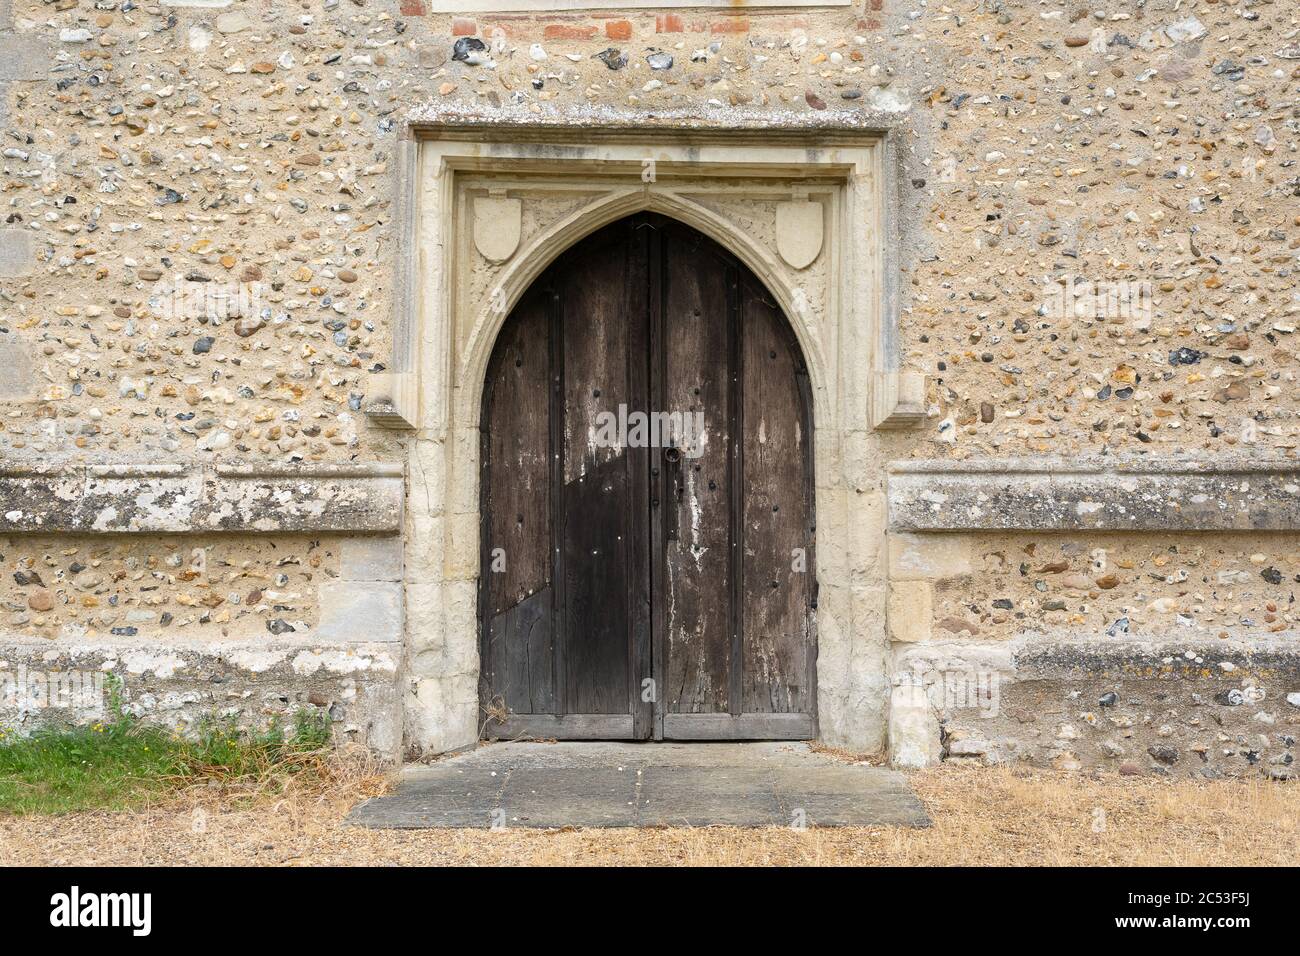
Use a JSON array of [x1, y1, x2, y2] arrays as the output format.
[[473, 195, 523, 263], [775, 199, 824, 270]]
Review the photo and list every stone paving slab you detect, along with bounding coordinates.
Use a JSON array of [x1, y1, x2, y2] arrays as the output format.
[[637, 767, 785, 827], [348, 742, 930, 830], [347, 768, 507, 828], [499, 768, 639, 828]]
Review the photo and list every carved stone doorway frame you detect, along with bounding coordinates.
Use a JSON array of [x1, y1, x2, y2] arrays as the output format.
[[371, 122, 921, 757]]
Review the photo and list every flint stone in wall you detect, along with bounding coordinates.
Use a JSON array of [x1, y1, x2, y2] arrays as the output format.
[[0, 462, 403, 534], [895, 639, 1300, 777]]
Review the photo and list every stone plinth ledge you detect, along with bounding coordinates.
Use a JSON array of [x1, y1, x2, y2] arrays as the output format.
[[0, 461, 404, 535], [889, 457, 1300, 532]]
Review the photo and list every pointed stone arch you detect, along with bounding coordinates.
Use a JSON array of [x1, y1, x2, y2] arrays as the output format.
[[386, 124, 916, 760], [459, 186, 832, 432]]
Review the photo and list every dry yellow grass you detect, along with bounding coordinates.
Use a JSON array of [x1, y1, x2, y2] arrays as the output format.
[[0, 763, 1293, 866]]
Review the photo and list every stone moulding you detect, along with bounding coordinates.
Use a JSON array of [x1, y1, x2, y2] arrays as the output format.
[[374, 111, 927, 756], [367, 115, 927, 434], [1012, 638, 1300, 678], [0, 461, 404, 535], [888, 458, 1300, 532], [894, 635, 1300, 678]]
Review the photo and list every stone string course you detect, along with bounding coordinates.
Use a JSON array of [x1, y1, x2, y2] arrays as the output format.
[[889, 457, 1300, 531], [0, 462, 403, 534]]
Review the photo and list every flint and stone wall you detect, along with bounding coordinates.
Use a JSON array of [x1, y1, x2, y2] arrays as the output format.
[[887, 463, 1300, 778], [0, 0, 1296, 772]]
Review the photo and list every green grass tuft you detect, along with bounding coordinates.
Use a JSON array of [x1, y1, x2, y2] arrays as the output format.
[[0, 719, 180, 815], [0, 680, 335, 815], [181, 709, 334, 783]]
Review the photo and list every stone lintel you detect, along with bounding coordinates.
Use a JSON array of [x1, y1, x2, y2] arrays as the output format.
[[888, 458, 1300, 532], [0, 462, 404, 534]]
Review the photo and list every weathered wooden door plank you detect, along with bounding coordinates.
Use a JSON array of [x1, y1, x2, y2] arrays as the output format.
[[488, 714, 637, 741], [661, 713, 814, 740], [547, 283, 568, 719], [559, 229, 637, 716], [726, 259, 745, 720], [480, 214, 816, 742], [740, 278, 815, 717], [647, 217, 667, 741], [479, 284, 554, 719], [661, 225, 734, 720]]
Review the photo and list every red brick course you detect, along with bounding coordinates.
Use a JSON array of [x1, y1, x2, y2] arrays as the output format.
[[656, 13, 684, 33], [605, 19, 633, 41], [710, 18, 750, 35], [543, 23, 599, 41]]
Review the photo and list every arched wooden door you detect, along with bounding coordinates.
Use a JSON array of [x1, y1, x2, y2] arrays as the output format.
[[479, 213, 816, 740]]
